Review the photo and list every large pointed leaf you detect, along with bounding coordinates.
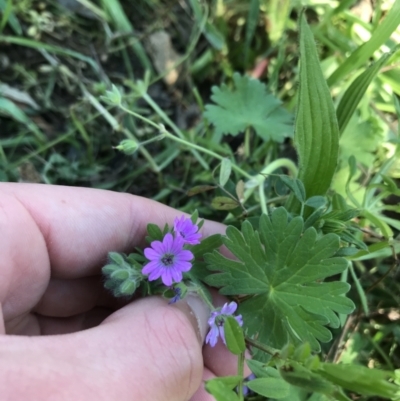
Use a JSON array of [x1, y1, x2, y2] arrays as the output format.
[[205, 208, 355, 358], [287, 14, 340, 212]]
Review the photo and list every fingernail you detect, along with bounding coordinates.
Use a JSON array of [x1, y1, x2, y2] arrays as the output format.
[[173, 295, 210, 344], [185, 295, 210, 343]]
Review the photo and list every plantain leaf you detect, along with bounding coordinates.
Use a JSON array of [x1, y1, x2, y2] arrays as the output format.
[[287, 14, 340, 212]]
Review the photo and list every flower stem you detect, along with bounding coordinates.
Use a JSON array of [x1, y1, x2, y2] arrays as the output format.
[[237, 351, 245, 401]]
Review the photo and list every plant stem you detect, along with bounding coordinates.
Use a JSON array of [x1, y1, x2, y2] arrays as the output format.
[[119, 105, 254, 180], [245, 336, 279, 356], [237, 351, 245, 401]]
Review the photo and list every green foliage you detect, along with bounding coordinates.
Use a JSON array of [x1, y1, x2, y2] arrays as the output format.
[[204, 73, 292, 142], [102, 252, 145, 297], [327, 0, 400, 86], [205, 208, 355, 356], [224, 316, 246, 355], [287, 13, 340, 212]]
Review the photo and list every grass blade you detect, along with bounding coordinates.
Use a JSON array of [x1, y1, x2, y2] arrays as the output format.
[[99, 0, 152, 71], [337, 50, 396, 134], [328, 0, 400, 86]]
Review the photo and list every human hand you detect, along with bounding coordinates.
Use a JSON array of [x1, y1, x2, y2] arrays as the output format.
[[0, 183, 243, 401]]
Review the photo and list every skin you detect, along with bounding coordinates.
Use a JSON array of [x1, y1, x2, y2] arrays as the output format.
[[0, 183, 246, 401]]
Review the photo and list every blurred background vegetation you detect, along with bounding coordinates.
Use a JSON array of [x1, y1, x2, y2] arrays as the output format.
[[0, 0, 399, 387]]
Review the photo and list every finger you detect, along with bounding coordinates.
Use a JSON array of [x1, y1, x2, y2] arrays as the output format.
[[33, 276, 125, 317], [0, 183, 226, 280], [35, 307, 112, 335], [0, 183, 225, 320], [0, 296, 210, 401]]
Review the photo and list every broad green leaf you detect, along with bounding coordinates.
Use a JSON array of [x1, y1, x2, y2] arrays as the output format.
[[319, 363, 399, 399], [204, 73, 292, 142], [205, 208, 355, 356], [224, 316, 245, 355], [336, 51, 394, 133], [328, 0, 400, 86], [287, 14, 339, 212], [219, 158, 232, 187], [247, 377, 290, 399]]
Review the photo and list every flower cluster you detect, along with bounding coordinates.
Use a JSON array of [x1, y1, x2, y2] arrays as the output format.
[[142, 216, 202, 286], [206, 301, 243, 347]]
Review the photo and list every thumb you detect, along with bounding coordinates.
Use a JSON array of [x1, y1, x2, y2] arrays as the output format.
[[0, 296, 211, 401], [95, 295, 211, 401]]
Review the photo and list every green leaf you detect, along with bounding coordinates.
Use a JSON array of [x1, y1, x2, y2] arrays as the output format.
[[205, 378, 240, 401], [0, 96, 46, 142], [191, 234, 223, 259], [224, 316, 246, 355], [219, 158, 232, 187], [244, 0, 260, 64], [187, 185, 216, 196], [147, 223, 164, 241], [247, 377, 290, 399], [204, 73, 292, 142], [328, 0, 400, 86], [339, 114, 384, 167], [247, 360, 281, 378], [287, 14, 339, 212], [304, 196, 327, 209], [205, 208, 355, 356], [336, 51, 394, 134], [279, 176, 306, 203], [319, 363, 399, 399], [0, 0, 22, 35], [211, 196, 239, 210], [280, 362, 337, 395]]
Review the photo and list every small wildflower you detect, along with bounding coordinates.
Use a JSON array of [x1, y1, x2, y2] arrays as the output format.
[[174, 216, 202, 245], [205, 301, 243, 347], [142, 233, 193, 286]]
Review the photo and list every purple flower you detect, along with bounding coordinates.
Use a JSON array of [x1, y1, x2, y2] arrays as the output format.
[[205, 301, 243, 347], [142, 233, 193, 286], [174, 216, 202, 245]]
